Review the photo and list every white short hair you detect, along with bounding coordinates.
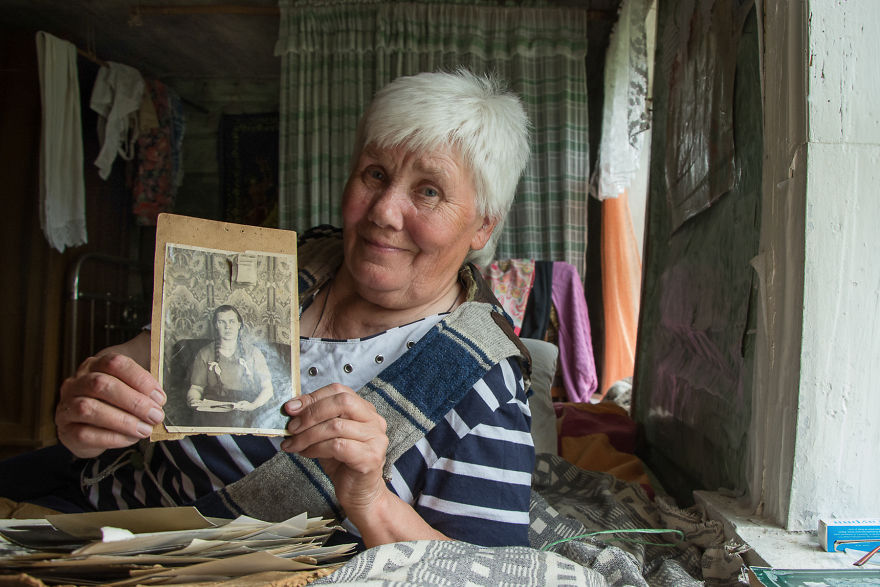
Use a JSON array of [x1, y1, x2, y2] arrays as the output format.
[[352, 69, 531, 265]]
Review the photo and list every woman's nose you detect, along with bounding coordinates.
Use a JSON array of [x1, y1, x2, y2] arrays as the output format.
[[366, 186, 406, 230]]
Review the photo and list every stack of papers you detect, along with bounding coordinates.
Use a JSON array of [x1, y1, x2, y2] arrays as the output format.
[[0, 507, 355, 585]]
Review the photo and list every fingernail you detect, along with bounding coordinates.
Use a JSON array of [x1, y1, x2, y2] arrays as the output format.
[[287, 399, 302, 411], [147, 408, 164, 425], [137, 422, 154, 437], [151, 390, 166, 405], [288, 417, 300, 432], [280, 440, 291, 452]]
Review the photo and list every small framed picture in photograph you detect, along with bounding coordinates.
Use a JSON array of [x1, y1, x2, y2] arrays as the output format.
[[150, 214, 299, 439]]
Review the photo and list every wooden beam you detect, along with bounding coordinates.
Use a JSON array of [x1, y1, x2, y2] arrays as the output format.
[[131, 5, 280, 16], [130, 5, 617, 20]]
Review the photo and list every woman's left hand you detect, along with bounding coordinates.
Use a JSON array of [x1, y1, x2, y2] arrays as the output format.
[[280, 384, 389, 518]]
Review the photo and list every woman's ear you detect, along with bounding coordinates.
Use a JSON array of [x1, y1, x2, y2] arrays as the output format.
[[470, 216, 498, 251]]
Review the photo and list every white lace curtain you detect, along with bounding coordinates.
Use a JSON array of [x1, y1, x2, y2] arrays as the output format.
[[275, 0, 590, 273]]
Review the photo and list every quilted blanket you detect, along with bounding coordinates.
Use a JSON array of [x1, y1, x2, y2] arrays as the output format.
[[315, 455, 749, 586]]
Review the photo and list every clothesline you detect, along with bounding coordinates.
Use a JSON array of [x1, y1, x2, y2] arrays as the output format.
[[74, 45, 207, 113], [76, 47, 105, 67]]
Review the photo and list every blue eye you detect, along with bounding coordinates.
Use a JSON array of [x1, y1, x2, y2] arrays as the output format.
[[423, 187, 439, 198], [365, 167, 385, 182]]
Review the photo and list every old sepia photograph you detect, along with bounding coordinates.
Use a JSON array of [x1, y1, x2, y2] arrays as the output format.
[[157, 237, 297, 436]]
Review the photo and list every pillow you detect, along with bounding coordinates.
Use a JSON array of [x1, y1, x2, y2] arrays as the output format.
[[521, 338, 559, 456]]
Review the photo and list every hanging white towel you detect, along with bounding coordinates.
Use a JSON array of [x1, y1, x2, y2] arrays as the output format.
[[90, 61, 144, 180], [596, 0, 651, 200], [35, 31, 88, 252]]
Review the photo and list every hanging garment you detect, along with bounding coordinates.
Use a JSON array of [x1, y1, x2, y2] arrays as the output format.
[[520, 260, 554, 340], [600, 190, 641, 398], [480, 259, 536, 335], [132, 79, 183, 225], [35, 31, 87, 252], [551, 261, 598, 402], [90, 61, 144, 180], [596, 0, 650, 201]]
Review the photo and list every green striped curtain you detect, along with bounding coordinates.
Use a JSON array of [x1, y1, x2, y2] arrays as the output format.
[[275, 1, 590, 274]]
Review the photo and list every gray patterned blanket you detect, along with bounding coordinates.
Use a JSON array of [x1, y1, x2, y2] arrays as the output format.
[[315, 454, 749, 586]]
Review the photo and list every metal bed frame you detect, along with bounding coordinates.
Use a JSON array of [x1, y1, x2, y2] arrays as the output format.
[[66, 253, 151, 376]]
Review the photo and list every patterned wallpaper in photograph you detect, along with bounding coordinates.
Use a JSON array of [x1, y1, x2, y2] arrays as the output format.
[[162, 245, 296, 346]]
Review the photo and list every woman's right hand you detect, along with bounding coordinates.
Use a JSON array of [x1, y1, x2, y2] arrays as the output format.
[[56, 331, 166, 459]]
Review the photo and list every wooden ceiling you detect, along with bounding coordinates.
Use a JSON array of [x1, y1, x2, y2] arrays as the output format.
[[1, 1, 620, 80], [2, 1, 282, 79]]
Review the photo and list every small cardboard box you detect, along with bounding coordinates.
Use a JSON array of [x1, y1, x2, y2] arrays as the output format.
[[818, 518, 880, 552]]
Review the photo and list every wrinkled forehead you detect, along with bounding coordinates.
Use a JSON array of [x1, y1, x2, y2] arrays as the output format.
[[360, 141, 475, 182], [364, 141, 458, 165]]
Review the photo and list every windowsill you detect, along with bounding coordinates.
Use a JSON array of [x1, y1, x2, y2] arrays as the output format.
[[693, 490, 871, 570]]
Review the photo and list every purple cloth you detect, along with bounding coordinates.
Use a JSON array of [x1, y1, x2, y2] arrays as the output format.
[[551, 261, 598, 401]]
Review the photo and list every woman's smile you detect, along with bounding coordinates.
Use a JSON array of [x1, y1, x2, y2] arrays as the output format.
[[360, 233, 414, 255]]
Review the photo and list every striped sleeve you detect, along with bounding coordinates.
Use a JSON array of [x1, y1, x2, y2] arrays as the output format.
[[80, 435, 282, 510], [388, 357, 535, 547]]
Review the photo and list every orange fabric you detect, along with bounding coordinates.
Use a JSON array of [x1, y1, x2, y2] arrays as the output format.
[[555, 401, 652, 496], [560, 401, 629, 418], [599, 189, 641, 398], [559, 433, 650, 488]]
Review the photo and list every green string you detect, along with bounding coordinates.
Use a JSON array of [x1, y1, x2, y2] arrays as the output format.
[[540, 528, 686, 551]]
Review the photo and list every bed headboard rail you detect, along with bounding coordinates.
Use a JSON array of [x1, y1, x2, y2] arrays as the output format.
[[66, 253, 151, 376]]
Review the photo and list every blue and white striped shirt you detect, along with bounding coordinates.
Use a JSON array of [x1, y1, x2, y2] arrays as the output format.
[[81, 331, 534, 547], [388, 357, 534, 546]]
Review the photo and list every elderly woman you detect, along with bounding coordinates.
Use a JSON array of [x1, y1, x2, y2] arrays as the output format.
[[52, 69, 533, 547]]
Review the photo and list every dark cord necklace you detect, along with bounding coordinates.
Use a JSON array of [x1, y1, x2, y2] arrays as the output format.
[[311, 284, 459, 338], [310, 282, 332, 337]]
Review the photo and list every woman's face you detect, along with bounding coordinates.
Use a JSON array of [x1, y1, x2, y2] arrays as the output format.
[[215, 310, 241, 343], [341, 143, 495, 309]]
